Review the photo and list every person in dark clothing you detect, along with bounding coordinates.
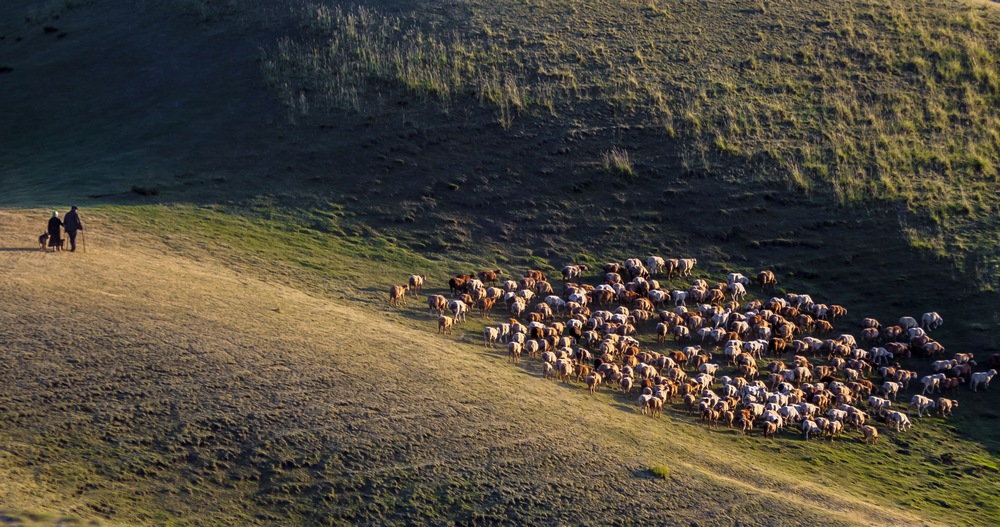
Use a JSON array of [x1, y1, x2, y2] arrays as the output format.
[[63, 205, 84, 252], [47, 211, 63, 250]]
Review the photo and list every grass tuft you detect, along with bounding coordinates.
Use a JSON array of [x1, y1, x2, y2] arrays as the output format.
[[650, 465, 670, 479], [601, 147, 635, 181]]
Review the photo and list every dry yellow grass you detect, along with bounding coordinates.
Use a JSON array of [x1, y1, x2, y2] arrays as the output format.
[[0, 209, 953, 525]]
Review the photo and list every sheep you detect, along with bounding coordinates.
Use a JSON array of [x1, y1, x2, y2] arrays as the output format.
[[477, 297, 497, 319], [932, 359, 956, 373], [909, 395, 936, 417], [427, 294, 448, 316], [655, 322, 670, 343], [437, 316, 455, 335], [407, 275, 427, 295], [524, 269, 547, 283], [759, 419, 777, 439], [846, 409, 867, 431], [757, 270, 777, 291], [449, 275, 472, 296], [921, 341, 945, 358], [883, 410, 912, 432], [921, 373, 945, 395], [561, 264, 589, 282], [389, 284, 409, 307], [936, 398, 958, 417], [939, 376, 963, 394], [484, 327, 499, 348], [556, 359, 575, 384], [862, 425, 879, 445], [779, 405, 801, 424], [802, 419, 823, 440], [587, 372, 603, 394], [954, 352, 974, 365], [477, 269, 503, 285], [871, 347, 894, 366], [449, 300, 469, 324], [534, 281, 555, 296], [881, 382, 902, 401], [620, 376, 634, 395], [827, 408, 848, 422], [866, 396, 892, 412], [826, 420, 844, 439], [524, 339, 541, 359], [508, 299, 527, 319], [727, 282, 747, 302], [898, 316, 918, 330], [508, 341, 523, 363], [828, 305, 848, 320], [970, 369, 997, 392], [921, 311, 943, 330], [647, 256, 666, 275], [638, 394, 653, 415], [678, 258, 697, 277]]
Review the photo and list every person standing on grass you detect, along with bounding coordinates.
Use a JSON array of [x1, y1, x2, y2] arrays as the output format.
[[63, 205, 84, 252], [47, 211, 63, 251]]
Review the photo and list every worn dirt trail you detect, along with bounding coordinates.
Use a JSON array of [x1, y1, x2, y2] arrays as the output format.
[[0, 210, 936, 526]]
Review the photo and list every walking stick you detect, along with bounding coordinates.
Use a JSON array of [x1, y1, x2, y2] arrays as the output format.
[[82, 230, 86, 253]]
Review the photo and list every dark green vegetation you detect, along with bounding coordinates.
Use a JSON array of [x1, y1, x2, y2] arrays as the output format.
[[1, 0, 999, 525], [263, 0, 1000, 286]]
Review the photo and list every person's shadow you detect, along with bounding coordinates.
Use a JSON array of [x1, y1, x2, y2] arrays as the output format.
[[0, 247, 45, 252]]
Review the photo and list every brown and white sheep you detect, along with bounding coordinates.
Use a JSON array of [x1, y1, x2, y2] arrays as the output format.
[[407, 274, 427, 295]]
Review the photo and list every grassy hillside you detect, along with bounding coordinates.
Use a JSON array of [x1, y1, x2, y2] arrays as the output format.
[[1, 207, 998, 527], [1, 0, 1000, 525], [262, 0, 1000, 286]]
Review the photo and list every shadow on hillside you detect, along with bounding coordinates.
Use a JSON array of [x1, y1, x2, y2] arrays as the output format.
[[0, 247, 42, 252]]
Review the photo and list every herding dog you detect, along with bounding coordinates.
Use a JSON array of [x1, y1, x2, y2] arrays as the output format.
[[39, 232, 65, 251]]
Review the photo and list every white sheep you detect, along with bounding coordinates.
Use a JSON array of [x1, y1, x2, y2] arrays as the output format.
[[920, 373, 945, 395], [678, 258, 697, 276], [908, 395, 936, 417], [884, 410, 912, 432], [483, 327, 499, 348], [880, 382, 901, 401], [970, 369, 998, 392], [727, 282, 747, 302], [921, 311, 943, 330], [647, 256, 666, 275]]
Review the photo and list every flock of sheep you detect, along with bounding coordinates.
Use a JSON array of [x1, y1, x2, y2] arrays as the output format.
[[389, 257, 997, 443]]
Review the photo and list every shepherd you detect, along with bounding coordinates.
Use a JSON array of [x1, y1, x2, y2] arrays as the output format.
[[63, 205, 84, 252], [47, 211, 63, 251]]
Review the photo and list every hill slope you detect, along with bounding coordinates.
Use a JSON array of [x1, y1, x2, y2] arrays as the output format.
[[1, 0, 1000, 524], [0, 209, 965, 526]]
